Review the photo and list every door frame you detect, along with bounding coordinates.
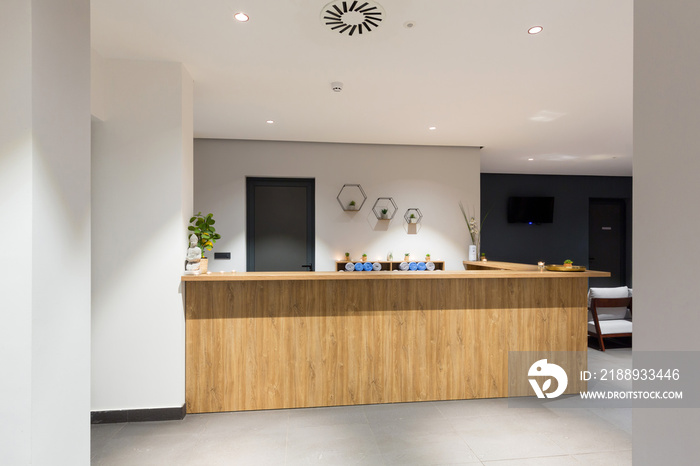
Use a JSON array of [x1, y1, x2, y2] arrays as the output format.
[[246, 177, 315, 272], [588, 197, 627, 287]]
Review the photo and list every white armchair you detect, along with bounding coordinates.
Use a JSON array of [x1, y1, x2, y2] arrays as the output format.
[[587, 286, 633, 351]]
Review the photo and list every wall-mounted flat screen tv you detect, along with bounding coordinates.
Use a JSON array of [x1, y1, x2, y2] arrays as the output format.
[[507, 197, 554, 224]]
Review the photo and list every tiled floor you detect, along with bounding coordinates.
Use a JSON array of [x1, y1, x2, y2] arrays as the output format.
[[92, 347, 632, 465]]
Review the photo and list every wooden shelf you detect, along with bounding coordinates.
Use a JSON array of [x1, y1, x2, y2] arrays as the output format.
[[335, 260, 445, 272]]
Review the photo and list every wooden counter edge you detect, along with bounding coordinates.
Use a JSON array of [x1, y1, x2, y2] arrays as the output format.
[[463, 260, 540, 271], [181, 268, 610, 281]]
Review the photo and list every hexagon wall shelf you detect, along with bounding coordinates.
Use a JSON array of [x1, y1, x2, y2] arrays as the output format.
[[337, 184, 367, 211], [404, 208, 423, 224], [372, 197, 398, 220]]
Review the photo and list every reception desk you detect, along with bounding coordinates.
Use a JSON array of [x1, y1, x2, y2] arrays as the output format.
[[182, 263, 608, 413]]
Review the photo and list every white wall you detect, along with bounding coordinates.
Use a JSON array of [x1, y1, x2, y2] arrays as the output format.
[[194, 139, 481, 272], [91, 58, 193, 411], [1, 0, 91, 464], [182, 66, 194, 245], [633, 1, 700, 463], [91, 49, 108, 122], [0, 1, 33, 463]]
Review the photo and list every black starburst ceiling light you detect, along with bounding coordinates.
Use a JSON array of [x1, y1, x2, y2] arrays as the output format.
[[321, 1, 385, 36]]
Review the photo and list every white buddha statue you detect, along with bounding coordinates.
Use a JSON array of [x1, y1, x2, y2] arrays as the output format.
[[184, 234, 202, 275]]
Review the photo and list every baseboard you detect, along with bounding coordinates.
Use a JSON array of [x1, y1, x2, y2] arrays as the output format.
[[91, 404, 186, 424]]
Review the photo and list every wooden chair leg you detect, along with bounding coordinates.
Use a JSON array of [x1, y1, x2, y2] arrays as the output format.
[[598, 333, 606, 351]]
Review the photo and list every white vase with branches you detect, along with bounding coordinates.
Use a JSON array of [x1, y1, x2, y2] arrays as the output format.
[[460, 202, 488, 260]]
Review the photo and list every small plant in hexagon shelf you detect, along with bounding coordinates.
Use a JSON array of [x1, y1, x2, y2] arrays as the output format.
[[409, 213, 417, 223], [188, 212, 221, 258], [381, 208, 389, 219], [348, 200, 357, 210]]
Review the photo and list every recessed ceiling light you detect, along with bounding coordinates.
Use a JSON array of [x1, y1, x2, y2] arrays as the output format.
[[528, 26, 543, 35], [529, 110, 565, 122], [234, 12, 249, 22], [266, 120, 274, 124], [429, 126, 437, 131], [528, 158, 534, 161]]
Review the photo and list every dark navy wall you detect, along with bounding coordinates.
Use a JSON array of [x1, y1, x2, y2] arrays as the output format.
[[480, 174, 632, 286]]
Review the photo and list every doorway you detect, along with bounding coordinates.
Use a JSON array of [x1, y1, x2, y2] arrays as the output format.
[[246, 177, 315, 272], [588, 198, 627, 287]]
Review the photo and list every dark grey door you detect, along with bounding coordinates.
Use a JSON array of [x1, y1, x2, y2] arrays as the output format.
[[588, 198, 626, 287], [246, 178, 315, 272]]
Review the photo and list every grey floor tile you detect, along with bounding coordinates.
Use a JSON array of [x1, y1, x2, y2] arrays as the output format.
[[435, 398, 511, 419], [363, 401, 445, 424], [482, 456, 580, 465], [90, 423, 126, 460], [190, 411, 290, 465], [451, 414, 567, 462], [540, 417, 631, 456], [370, 415, 457, 437], [91, 431, 201, 466], [587, 408, 632, 434], [374, 430, 480, 465], [286, 423, 384, 465], [572, 450, 632, 465], [202, 409, 290, 435], [183, 432, 288, 466], [288, 404, 369, 428]]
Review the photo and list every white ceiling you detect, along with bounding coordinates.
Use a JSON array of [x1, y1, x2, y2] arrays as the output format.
[[91, 0, 633, 176]]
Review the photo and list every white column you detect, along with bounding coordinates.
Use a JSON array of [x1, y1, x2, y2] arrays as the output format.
[[91, 58, 193, 411], [634, 1, 700, 464], [0, 0, 91, 464]]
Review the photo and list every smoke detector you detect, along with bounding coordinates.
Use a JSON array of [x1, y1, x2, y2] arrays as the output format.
[[321, 1, 385, 36], [331, 82, 344, 92]]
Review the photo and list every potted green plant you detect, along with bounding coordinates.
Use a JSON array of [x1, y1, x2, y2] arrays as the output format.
[[345, 252, 350, 261], [564, 259, 574, 268], [409, 213, 417, 223], [381, 208, 389, 219], [481, 252, 487, 262], [362, 253, 367, 262], [425, 253, 431, 261], [404, 253, 410, 261], [188, 212, 222, 273], [348, 200, 357, 210]]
